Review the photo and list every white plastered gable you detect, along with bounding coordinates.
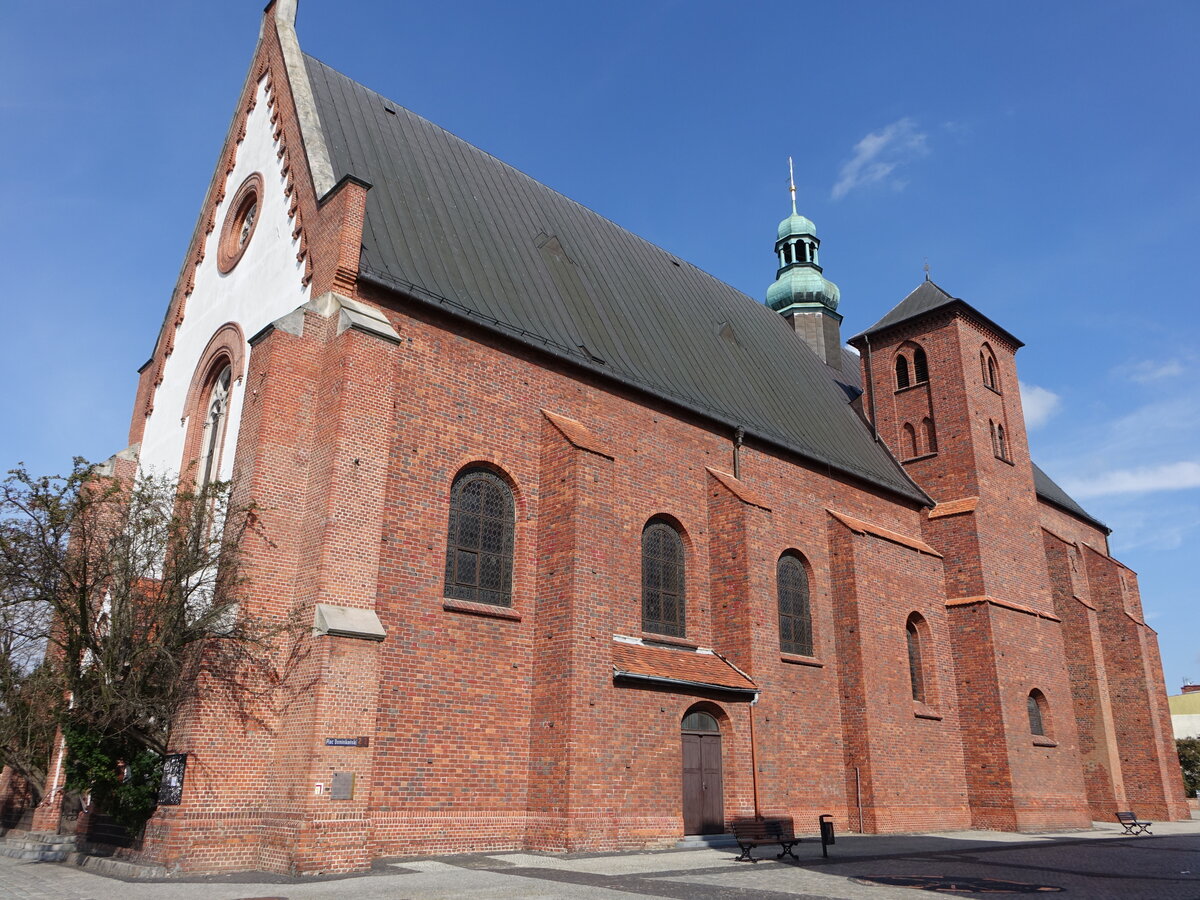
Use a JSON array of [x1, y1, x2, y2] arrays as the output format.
[[138, 75, 312, 481]]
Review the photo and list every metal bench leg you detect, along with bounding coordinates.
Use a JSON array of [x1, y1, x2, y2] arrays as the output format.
[[734, 844, 756, 862], [777, 841, 800, 862]]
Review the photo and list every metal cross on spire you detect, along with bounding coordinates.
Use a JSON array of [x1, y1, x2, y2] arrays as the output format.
[[923, 258, 931, 281], [788, 157, 798, 216]]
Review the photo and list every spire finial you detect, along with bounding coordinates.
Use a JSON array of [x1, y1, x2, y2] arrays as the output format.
[[923, 258, 931, 282], [788, 156, 798, 216]]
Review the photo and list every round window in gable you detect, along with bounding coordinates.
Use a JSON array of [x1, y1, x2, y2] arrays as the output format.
[[217, 173, 264, 273]]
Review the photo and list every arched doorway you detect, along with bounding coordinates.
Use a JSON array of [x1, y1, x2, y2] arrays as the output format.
[[681, 708, 724, 834]]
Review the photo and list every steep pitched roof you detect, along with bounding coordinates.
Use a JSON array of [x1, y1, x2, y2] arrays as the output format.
[[849, 280, 1023, 349], [303, 55, 928, 505], [1032, 462, 1111, 534]]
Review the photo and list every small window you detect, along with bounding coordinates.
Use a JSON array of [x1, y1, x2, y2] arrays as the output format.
[[981, 345, 1000, 392], [681, 710, 720, 733], [913, 347, 929, 383], [906, 613, 927, 703], [777, 552, 813, 656], [903, 422, 918, 459], [987, 357, 997, 390], [922, 417, 937, 454], [996, 424, 1008, 461], [444, 467, 515, 607], [895, 356, 911, 390], [643, 519, 686, 637], [1027, 690, 1049, 736], [783, 243, 793, 264]]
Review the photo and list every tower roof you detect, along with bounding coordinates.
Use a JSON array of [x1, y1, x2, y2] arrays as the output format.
[[849, 279, 1023, 348], [301, 54, 928, 505], [777, 213, 817, 240]]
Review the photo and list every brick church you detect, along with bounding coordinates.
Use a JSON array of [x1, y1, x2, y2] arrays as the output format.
[[27, 0, 1189, 873]]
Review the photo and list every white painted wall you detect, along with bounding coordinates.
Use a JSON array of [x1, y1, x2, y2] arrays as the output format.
[[138, 76, 311, 481], [1173, 714, 1200, 739]]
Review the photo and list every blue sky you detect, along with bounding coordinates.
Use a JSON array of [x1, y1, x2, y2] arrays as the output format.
[[1, 2, 1197, 690]]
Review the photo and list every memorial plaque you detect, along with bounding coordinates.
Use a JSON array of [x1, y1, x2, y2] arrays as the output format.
[[331, 771, 355, 800], [158, 753, 187, 805]]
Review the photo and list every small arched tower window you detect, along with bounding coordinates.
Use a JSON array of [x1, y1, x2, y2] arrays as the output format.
[[1027, 690, 1049, 736], [197, 364, 232, 494], [895, 356, 911, 390], [996, 424, 1008, 461], [987, 357, 997, 390], [777, 552, 813, 657], [903, 422, 919, 459], [913, 347, 929, 384], [444, 467, 516, 607], [981, 344, 1000, 392], [643, 518, 686, 637], [923, 417, 938, 454], [906, 613, 928, 703]]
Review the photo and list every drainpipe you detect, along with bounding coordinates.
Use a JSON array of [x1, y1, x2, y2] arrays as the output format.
[[749, 693, 761, 819], [733, 427, 745, 479]]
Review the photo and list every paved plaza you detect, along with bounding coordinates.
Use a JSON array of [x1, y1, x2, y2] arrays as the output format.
[[2, 818, 1199, 900]]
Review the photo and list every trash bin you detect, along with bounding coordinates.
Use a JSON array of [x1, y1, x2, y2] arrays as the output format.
[[819, 814, 835, 857]]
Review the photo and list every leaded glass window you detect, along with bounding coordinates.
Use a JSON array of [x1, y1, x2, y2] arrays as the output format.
[[197, 365, 232, 493], [1028, 691, 1046, 736], [444, 468, 514, 607], [907, 615, 926, 703], [778, 552, 813, 656], [642, 519, 685, 637]]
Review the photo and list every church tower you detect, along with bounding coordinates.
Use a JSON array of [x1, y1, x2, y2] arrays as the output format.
[[848, 282, 1093, 831], [766, 160, 843, 369]]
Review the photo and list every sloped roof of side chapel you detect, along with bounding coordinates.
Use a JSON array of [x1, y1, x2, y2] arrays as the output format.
[[298, 53, 929, 505]]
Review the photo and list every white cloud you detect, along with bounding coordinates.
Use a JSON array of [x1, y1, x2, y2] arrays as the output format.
[[1064, 461, 1200, 498], [1118, 359, 1185, 384], [831, 118, 929, 200], [1020, 381, 1061, 429]]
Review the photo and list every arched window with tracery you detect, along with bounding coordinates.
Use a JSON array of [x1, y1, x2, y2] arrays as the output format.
[[643, 518, 686, 637], [197, 364, 232, 493], [444, 467, 515, 607], [777, 552, 813, 656]]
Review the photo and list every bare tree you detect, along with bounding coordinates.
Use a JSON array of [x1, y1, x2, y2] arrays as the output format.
[[0, 461, 291, 830]]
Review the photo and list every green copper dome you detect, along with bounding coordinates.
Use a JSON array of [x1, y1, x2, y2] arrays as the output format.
[[777, 213, 817, 240], [766, 265, 840, 311]]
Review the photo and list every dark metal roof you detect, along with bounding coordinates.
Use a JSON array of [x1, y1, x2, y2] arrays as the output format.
[[303, 55, 927, 505], [849, 280, 1023, 349], [1032, 462, 1110, 534]]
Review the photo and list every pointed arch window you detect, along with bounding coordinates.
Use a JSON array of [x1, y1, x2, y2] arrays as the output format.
[[777, 552, 813, 657], [912, 347, 929, 384], [1027, 690, 1050, 737], [903, 422, 919, 459], [197, 365, 232, 493], [643, 519, 686, 637], [996, 424, 1008, 461], [444, 467, 515, 607], [895, 356, 911, 390], [906, 613, 929, 703]]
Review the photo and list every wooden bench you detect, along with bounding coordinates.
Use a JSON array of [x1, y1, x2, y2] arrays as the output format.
[[730, 815, 800, 862], [1115, 811, 1152, 835]]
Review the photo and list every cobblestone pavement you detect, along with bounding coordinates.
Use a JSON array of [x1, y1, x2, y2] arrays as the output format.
[[2, 819, 1199, 900]]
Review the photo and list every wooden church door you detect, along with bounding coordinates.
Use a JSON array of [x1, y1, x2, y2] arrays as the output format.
[[681, 710, 724, 834]]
